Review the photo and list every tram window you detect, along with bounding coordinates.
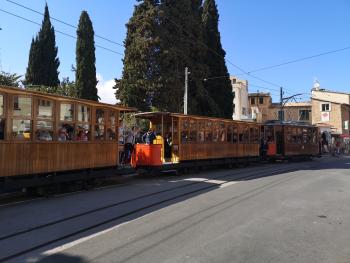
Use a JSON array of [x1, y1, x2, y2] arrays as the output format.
[[265, 126, 274, 142], [37, 99, 53, 119], [244, 127, 249, 143], [286, 127, 292, 143], [189, 130, 197, 143], [198, 130, 205, 142], [95, 109, 105, 140], [181, 130, 188, 143], [189, 120, 197, 143], [0, 118, 5, 140], [12, 119, 31, 140], [250, 127, 259, 143], [60, 104, 74, 122], [13, 96, 32, 117], [302, 128, 308, 143], [205, 121, 213, 143], [108, 111, 116, 141], [0, 95, 3, 116], [213, 123, 219, 142], [227, 125, 233, 143], [58, 123, 75, 141], [182, 119, 189, 130], [239, 133, 244, 143], [76, 124, 90, 141], [233, 126, 238, 143], [198, 120, 205, 143], [219, 123, 226, 142], [173, 121, 179, 144], [36, 121, 53, 141], [312, 129, 317, 144], [78, 105, 90, 122]]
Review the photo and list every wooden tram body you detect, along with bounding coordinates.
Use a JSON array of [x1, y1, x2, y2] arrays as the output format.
[[263, 121, 320, 159], [0, 85, 320, 192], [133, 112, 261, 169], [0, 85, 133, 190]]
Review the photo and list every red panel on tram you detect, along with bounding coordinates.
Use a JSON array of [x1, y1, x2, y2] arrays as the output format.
[[132, 144, 162, 167]]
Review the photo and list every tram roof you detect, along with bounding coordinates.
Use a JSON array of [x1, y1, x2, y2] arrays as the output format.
[[135, 111, 257, 124], [264, 120, 317, 127], [0, 85, 136, 112]]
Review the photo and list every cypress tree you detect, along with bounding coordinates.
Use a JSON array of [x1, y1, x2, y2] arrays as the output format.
[[158, 0, 218, 115], [76, 11, 98, 101], [202, 0, 232, 118], [25, 4, 60, 88], [116, 0, 161, 111]]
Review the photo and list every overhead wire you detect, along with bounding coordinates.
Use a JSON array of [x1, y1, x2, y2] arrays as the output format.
[[246, 45, 350, 74], [0, 8, 124, 56], [4, 0, 124, 47], [162, 15, 284, 94]]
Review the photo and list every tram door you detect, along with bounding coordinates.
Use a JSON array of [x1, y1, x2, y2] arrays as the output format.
[[275, 127, 284, 155]]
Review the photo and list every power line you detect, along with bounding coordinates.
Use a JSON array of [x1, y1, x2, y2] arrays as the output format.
[[0, 8, 124, 56], [246, 45, 350, 74], [5, 0, 124, 48], [163, 16, 283, 89]]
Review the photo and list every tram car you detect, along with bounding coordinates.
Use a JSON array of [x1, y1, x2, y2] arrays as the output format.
[[132, 113, 320, 170], [263, 120, 320, 160], [0, 85, 134, 191], [132, 112, 261, 170]]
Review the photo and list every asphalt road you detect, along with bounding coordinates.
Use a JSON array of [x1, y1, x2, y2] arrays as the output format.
[[1, 156, 350, 263]]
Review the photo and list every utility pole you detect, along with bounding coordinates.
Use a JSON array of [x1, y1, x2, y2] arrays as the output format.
[[184, 67, 189, 115], [280, 86, 283, 121]]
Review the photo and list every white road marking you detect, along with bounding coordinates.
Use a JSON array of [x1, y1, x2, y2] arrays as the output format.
[[219, 181, 239, 188], [42, 215, 148, 256], [184, 178, 207, 182]]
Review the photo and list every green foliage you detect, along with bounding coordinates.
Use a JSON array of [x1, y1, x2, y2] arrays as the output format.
[[117, 0, 230, 117], [27, 77, 77, 98], [116, 0, 161, 111], [75, 11, 98, 101], [0, 71, 22, 87], [25, 4, 60, 88], [156, 0, 218, 116], [202, 0, 233, 118]]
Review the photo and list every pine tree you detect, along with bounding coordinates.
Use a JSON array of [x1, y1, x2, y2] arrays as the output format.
[[76, 11, 98, 101], [116, 0, 161, 111], [25, 4, 60, 88], [202, 0, 232, 118]]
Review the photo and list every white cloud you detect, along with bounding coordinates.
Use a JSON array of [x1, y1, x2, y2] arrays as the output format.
[[96, 73, 120, 104]]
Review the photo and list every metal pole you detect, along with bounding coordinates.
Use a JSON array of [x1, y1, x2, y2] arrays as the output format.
[[280, 86, 283, 121], [184, 67, 188, 115]]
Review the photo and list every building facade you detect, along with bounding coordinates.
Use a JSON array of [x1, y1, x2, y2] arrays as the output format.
[[311, 89, 350, 136], [248, 92, 312, 123], [230, 76, 250, 120]]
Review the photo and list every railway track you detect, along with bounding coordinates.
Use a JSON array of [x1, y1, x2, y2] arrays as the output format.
[[0, 162, 311, 262]]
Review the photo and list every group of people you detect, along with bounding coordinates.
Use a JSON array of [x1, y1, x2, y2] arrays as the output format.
[[119, 127, 173, 164], [321, 132, 343, 156]]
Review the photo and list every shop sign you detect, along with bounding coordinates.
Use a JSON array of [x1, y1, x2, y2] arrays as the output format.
[[321, 112, 330, 122]]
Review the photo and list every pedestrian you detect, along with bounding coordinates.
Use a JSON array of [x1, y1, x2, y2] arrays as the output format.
[[142, 129, 156, 144], [124, 130, 135, 163], [164, 133, 172, 160]]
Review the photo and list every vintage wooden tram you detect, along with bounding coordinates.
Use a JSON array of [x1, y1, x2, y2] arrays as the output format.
[[132, 112, 261, 170], [0, 85, 134, 191], [263, 120, 320, 159], [0, 85, 320, 192], [132, 112, 320, 170]]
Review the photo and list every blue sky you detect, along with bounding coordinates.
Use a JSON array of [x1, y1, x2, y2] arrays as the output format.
[[0, 0, 350, 104]]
